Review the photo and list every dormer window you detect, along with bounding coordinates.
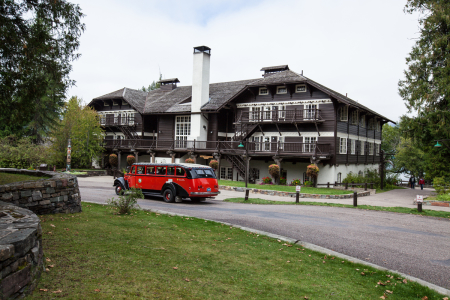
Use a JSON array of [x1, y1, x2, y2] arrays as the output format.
[[338, 106, 348, 122], [259, 88, 268, 95], [351, 110, 358, 125], [295, 84, 306, 93], [277, 86, 287, 94]]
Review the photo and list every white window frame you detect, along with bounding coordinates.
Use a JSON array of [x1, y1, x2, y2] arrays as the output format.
[[339, 106, 348, 122], [376, 144, 380, 156], [360, 115, 366, 128], [376, 121, 381, 132], [278, 105, 286, 120], [339, 137, 347, 154], [369, 143, 374, 155], [295, 84, 307, 93], [263, 136, 271, 151], [259, 87, 268, 95], [220, 167, 233, 180], [350, 139, 356, 155], [360, 141, 365, 155], [303, 137, 317, 153], [252, 136, 261, 151], [351, 110, 358, 125], [249, 107, 262, 121], [114, 112, 119, 124], [99, 113, 106, 125], [175, 115, 191, 148], [263, 106, 272, 121], [304, 104, 318, 120], [276, 86, 287, 94], [278, 136, 284, 150]]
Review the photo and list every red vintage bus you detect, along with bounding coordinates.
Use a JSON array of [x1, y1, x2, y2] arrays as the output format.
[[113, 163, 220, 203]]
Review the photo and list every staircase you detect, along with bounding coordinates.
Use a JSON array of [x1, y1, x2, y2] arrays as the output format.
[[233, 123, 258, 141], [118, 125, 141, 139], [223, 154, 258, 183]]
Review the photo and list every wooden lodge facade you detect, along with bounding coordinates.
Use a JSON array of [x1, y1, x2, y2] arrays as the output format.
[[88, 46, 393, 184]]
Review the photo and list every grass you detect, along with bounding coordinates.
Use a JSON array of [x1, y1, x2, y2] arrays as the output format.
[[29, 203, 447, 299], [218, 180, 353, 195], [224, 198, 450, 220], [0, 172, 49, 185]]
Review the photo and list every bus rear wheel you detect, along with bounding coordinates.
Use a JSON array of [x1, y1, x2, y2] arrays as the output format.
[[163, 189, 175, 203], [115, 185, 124, 195]]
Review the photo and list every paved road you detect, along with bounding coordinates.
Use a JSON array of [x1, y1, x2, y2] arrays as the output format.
[[78, 177, 450, 289]]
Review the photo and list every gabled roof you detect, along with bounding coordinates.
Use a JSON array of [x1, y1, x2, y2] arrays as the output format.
[[89, 88, 148, 114], [249, 69, 307, 86]]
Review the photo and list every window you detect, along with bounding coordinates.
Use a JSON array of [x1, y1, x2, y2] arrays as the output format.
[[359, 115, 366, 128], [263, 136, 270, 151], [303, 137, 317, 153], [303, 172, 311, 183], [360, 141, 365, 155], [339, 138, 347, 154], [220, 167, 233, 180], [296, 84, 307, 93], [176, 167, 186, 176], [137, 166, 145, 174], [253, 168, 260, 179], [167, 167, 175, 175], [351, 111, 358, 125], [277, 86, 287, 94], [175, 115, 191, 148], [304, 104, 318, 120], [250, 107, 261, 121], [278, 136, 284, 150], [368, 118, 375, 130], [263, 106, 271, 120], [130, 166, 135, 174], [259, 88, 268, 95], [114, 112, 119, 124], [337, 172, 342, 183], [339, 106, 348, 121], [278, 105, 286, 119], [146, 166, 155, 174], [156, 166, 166, 175], [376, 121, 381, 132], [375, 144, 380, 156], [350, 139, 356, 155], [358, 170, 363, 177], [99, 113, 106, 125], [369, 143, 374, 155], [252, 136, 261, 151]]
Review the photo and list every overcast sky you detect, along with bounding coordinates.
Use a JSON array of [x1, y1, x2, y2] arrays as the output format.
[[69, 0, 419, 123]]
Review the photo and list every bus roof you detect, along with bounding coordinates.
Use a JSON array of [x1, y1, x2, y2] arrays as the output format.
[[132, 163, 213, 169]]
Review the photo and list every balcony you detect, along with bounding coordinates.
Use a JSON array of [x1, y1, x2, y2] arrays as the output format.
[[236, 109, 324, 124], [100, 116, 135, 127], [103, 139, 332, 158]]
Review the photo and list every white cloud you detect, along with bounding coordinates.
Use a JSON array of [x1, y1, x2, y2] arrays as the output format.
[[69, 0, 419, 122]]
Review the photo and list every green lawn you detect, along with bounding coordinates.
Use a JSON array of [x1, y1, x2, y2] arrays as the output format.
[[29, 203, 446, 299], [0, 172, 49, 185], [218, 180, 353, 195], [224, 198, 450, 220]]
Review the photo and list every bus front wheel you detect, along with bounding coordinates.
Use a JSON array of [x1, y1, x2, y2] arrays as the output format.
[[163, 189, 175, 203], [115, 185, 125, 195]]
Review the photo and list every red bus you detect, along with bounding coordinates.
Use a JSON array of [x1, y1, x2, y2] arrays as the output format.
[[113, 163, 220, 203]]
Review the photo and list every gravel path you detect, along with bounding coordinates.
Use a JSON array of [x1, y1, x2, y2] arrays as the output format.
[[78, 176, 450, 289]]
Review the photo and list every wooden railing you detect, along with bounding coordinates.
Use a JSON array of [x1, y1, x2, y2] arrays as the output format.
[[236, 109, 323, 123], [100, 116, 135, 126]]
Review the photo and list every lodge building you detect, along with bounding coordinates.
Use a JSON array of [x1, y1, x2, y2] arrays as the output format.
[[88, 46, 393, 184]]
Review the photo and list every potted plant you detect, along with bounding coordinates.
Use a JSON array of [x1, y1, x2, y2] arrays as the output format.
[[109, 154, 118, 168], [306, 164, 320, 187], [209, 159, 218, 170], [268, 164, 280, 184], [127, 155, 135, 166], [185, 158, 194, 164]]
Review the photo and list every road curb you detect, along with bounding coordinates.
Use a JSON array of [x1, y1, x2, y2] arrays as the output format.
[[143, 206, 450, 297]]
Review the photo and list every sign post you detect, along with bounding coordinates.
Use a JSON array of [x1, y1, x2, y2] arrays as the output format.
[[416, 195, 423, 212], [296, 185, 301, 203], [66, 138, 72, 172]]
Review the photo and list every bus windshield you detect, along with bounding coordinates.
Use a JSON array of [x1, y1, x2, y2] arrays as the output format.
[[192, 168, 216, 178]]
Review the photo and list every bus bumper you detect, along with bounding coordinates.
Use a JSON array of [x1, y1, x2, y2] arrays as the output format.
[[190, 192, 221, 196]]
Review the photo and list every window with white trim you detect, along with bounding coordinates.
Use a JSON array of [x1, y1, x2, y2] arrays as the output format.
[[339, 137, 347, 154], [278, 105, 286, 119], [259, 88, 268, 95], [304, 104, 318, 120], [114, 112, 119, 124], [99, 113, 106, 125], [277, 86, 287, 94], [296, 84, 307, 93], [175, 115, 191, 148], [252, 136, 261, 151], [359, 115, 366, 128], [360, 141, 365, 155], [337, 172, 342, 183], [220, 167, 233, 180], [303, 172, 311, 183], [278, 136, 284, 150], [376, 121, 381, 132], [351, 110, 358, 125], [350, 139, 356, 154], [263, 136, 270, 151], [339, 106, 348, 121], [263, 106, 271, 120], [303, 137, 317, 153], [368, 118, 375, 130], [249, 107, 261, 121], [369, 143, 374, 155], [375, 144, 380, 156]]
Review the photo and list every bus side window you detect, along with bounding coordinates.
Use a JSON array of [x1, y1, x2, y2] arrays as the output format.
[[130, 166, 136, 174], [146, 166, 155, 174], [176, 167, 185, 176], [157, 166, 166, 175], [167, 167, 175, 175], [137, 166, 144, 174]]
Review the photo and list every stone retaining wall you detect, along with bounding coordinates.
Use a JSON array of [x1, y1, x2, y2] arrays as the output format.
[[0, 168, 82, 215], [219, 186, 371, 199], [0, 201, 43, 299]]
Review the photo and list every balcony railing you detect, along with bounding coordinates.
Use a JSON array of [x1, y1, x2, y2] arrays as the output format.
[[236, 109, 323, 124], [103, 139, 332, 156], [100, 116, 135, 126]]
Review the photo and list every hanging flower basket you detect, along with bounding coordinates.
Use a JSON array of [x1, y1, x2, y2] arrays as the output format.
[[185, 158, 194, 164], [306, 164, 320, 179], [127, 155, 135, 166], [268, 164, 280, 181], [109, 154, 118, 167], [209, 159, 218, 170]]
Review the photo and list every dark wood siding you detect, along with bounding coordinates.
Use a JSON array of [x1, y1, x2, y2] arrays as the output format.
[[207, 113, 218, 142], [337, 121, 348, 133], [157, 115, 174, 141]]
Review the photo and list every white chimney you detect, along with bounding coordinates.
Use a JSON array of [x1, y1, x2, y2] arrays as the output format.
[[189, 46, 211, 141]]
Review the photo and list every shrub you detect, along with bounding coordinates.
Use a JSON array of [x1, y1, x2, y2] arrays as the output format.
[[437, 193, 450, 201], [262, 176, 272, 184], [209, 159, 218, 170], [0, 135, 54, 169], [433, 177, 448, 195], [109, 154, 118, 167], [279, 177, 286, 185], [107, 188, 143, 214], [304, 181, 314, 187], [185, 158, 194, 164], [127, 155, 135, 166], [268, 164, 280, 181], [290, 178, 301, 186], [306, 164, 320, 179]]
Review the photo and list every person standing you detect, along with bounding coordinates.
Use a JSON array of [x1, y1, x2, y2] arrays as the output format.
[[419, 177, 425, 190], [410, 175, 416, 189]]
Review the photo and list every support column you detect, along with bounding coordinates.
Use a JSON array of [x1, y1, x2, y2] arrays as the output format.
[[134, 151, 139, 164], [117, 151, 122, 170], [272, 156, 282, 185], [167, 151, 176, 163], [246, 156, 252, 187], [213, 153, 221, 179], [191, 154, 198, 164], [147, 150, 155, 163]]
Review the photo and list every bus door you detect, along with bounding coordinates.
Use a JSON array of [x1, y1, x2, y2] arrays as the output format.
[[135, 166, 145, 189], [174, 167, 187, 189], [128, 165, 136, 188], [142, 166, 155, 191]]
